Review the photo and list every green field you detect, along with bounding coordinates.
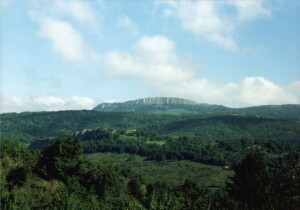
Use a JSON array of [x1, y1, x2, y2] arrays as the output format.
[[87, 152, 232, 187]]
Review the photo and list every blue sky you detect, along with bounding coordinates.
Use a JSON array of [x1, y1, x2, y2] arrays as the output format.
[[1, 0, 300, 112]]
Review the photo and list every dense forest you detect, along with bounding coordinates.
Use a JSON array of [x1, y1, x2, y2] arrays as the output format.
[[29, 127, 300, 166], [1, 109, 300, 209], [1, 138, 299, 209], [1, 110, 300, 144]]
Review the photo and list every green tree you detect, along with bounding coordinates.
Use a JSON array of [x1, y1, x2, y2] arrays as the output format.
[[6, 166, 27, 189], [35, 136, 82, 181], [274, 152, 300, 209], [226, 148, 271, 209]]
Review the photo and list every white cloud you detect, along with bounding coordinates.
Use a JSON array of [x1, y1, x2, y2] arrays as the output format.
[[33, 95, 66, 107], [38, 17, 86, 61], [159, 0, 272, 52], [152, 77, 299, 107], [210, 34, 239, 52], [286, 81, 300, 100], [106, 35, 299, 107], [55, 0, 97, 25], [118, 15, 139, 35], [29, 0, 102, 62], [0, 95, 98, 113], [178, 1, 233, 35], [218, 77, 298, 107], [70, 96, 95, 110], [106, 35, 193, 85], [230, 0, 271, 22]]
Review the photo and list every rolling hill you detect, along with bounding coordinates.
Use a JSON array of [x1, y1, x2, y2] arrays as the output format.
[[1, 110, 300, 144], [1, 97, 299, 144]]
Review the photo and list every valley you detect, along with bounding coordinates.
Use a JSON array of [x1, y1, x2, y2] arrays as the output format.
[[1, 98, 300, 209], [87, 152, 232, 187]]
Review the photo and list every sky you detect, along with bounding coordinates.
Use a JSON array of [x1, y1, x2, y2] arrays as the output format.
[[1, 0, 300, 112]]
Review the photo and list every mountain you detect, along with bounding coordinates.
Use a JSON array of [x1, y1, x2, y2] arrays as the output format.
[[92, 97, 300, 118], [92, 97, 229, 115], [1, 97, 299, 144]]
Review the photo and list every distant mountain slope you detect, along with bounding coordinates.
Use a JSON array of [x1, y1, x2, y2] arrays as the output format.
[[92, 97, 300, 118], [235, 104, 300, 118], [93, 97, 230, 115]]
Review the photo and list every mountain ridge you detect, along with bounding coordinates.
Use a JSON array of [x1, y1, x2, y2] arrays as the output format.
[[95, 97, 203, 110], [92, 97, 300, 117], [93, 97, 228, 114]]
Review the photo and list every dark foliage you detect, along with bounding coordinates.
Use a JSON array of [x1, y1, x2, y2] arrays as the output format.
[[35, 136, 83, 180], [6, 166, 27, 189], [226, 149, 272, 209], [1, 139, 299, 209]]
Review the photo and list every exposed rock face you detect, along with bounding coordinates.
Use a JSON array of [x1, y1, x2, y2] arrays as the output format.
[[92, 97, 227, 114], [125, 97, 198, 105], [93, 97, 199, 111], [92, 97, 300, 117]]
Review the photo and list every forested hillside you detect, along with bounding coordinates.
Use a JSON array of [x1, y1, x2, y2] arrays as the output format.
[[29, 126, 300, 166], [1, 108, 300, 209], [1, 138, 299, 209], [0, 111, 168, 143], [1, 111, 300, 144]]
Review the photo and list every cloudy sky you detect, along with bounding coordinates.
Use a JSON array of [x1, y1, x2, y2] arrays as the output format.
[[1, 0, 300, 112]]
